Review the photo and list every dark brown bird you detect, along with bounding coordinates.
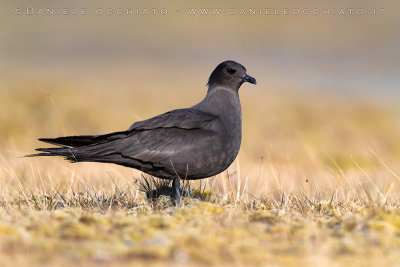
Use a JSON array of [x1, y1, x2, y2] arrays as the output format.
[[26, 60, 256, 204]]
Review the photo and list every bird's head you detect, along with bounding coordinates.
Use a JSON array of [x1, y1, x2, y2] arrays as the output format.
[[207, 60, 256, 91]]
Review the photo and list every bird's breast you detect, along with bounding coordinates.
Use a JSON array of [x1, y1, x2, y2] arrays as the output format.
[[161, 88, 243, 179]]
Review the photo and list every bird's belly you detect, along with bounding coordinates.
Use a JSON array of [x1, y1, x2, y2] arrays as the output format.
[[157, 134, 240, 180]]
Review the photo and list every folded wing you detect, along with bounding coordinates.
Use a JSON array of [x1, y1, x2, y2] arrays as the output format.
[[31, 108, 217, 165]]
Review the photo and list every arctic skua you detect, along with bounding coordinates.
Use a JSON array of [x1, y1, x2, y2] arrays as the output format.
[[26, 60, 257, 204]]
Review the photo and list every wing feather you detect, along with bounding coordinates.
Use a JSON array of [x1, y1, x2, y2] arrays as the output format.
[[129, 109, 216, 131]]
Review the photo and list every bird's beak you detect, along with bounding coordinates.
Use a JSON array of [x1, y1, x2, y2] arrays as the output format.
[[242, 74, 257, 85]]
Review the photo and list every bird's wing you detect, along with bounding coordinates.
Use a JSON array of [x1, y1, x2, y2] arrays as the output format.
[[38, 109, 215, 147], [128, 108, 216, 131], [81, 109, 218, 163]]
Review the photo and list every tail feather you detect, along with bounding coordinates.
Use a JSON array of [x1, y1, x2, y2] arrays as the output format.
[[35, 147, 75, 154], [38, 131, 128, 148], [25, 131, 129, 161], [24, 147, 79, 161], [39, 135, 98, 148], [23, 152, 56, 158], [24, 135, 93, 160]]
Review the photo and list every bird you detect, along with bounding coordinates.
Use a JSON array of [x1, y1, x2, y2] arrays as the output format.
[[26, 60, 256, 204]]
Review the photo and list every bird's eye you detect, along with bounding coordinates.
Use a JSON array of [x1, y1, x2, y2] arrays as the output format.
[[227, 68, 236, 74]]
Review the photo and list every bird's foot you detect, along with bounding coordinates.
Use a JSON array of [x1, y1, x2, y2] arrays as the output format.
[[172, 177, 182, 207]]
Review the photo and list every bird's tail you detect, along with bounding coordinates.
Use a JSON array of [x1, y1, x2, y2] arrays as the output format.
[[25, 130, 129, 162], [24, 135, 111, 162], [38, 135, 103, 148], [24, 147, 80, 162]]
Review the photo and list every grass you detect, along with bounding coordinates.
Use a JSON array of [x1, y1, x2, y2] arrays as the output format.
[[2, 189, 400, 266], [1, 82, 400, 266]]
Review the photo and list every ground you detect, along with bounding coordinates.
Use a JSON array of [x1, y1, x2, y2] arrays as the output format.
[[2, 197, 400, 266]]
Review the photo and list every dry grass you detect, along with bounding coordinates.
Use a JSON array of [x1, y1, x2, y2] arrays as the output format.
[[1, 82, 400, 266]]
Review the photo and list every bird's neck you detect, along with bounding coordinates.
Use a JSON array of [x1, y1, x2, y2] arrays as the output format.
[[194, 87, 242, 118]]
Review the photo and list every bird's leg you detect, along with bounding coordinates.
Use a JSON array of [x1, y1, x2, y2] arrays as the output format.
[[172, 176, 181, 206]]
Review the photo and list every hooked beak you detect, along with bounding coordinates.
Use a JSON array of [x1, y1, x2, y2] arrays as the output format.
[[242, 74, 257, 85]]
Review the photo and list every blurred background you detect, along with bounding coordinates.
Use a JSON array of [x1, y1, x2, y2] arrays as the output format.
[[2, 0, 399, 95], [1, 0, 399, 197]]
